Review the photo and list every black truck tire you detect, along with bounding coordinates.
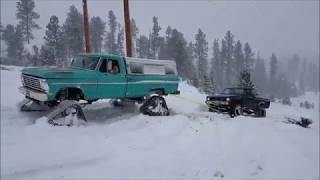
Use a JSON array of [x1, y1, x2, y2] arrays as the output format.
[[255, 108, 266, 117], [229, 104, 242, 118]]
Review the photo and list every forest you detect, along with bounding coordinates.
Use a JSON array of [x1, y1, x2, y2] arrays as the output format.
[[1, 0, 319, 101]]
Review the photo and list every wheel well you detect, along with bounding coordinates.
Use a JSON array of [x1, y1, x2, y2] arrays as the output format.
[[258, 102, 265, 108], [56, 88, 84, 101], [150, 88, 165, 96]]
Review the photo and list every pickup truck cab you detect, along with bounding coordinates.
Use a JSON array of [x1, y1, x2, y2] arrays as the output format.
[[19, 53, 179, 117], [205, 88, 270, 117]]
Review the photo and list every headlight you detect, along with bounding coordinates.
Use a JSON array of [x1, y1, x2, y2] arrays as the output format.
[[21, 74, 24, 85], [226, 98, 230, 101], [39, 79, 49, 93]]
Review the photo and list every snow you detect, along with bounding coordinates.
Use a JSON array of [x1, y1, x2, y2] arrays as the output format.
[[1, 65, 319, 179]]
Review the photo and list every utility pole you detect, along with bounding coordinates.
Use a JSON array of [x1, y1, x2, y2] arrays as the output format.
[[82, 0, 91, 53], [123, 0, 132, 57]]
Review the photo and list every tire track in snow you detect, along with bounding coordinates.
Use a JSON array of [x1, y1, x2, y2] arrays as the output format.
[[3, 156, 107, 179]]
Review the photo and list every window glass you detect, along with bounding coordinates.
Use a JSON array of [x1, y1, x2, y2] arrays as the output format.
[[71, 56, 99, 70], [107, 60, 120, 74], [99, 59, 107, 72]]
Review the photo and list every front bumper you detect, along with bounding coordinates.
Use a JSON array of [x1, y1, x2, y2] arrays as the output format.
[[19, 86, 48, 102], [206, 100, 231, 111]]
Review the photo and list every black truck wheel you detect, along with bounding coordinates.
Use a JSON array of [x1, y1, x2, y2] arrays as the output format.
[[140, 96, 169, 116], [255, 108, 266, 117], [229, 104, 242, 118]]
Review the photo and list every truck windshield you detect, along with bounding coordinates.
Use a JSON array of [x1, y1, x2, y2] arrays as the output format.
[[70, 56, 100, 70], [222, 88, 243, 95]]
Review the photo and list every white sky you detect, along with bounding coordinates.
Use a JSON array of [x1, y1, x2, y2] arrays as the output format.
[[1, 0, 319, 61]]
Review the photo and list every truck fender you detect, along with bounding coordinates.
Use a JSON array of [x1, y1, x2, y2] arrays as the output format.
[[56, 87, 84, 101]]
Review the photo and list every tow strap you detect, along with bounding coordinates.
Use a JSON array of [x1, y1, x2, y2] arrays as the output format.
[[168, 94, 208, 108]]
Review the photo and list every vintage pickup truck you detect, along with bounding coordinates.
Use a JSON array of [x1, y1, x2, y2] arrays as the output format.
[[19, 53, 179, 124]]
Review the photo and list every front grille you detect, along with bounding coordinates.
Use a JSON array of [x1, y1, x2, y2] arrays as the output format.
[[22, 74, 44, 92]]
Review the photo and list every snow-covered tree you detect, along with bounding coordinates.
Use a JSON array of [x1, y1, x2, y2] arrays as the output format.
[[269, 53, 278, 96], [210, 39, 222, 91], [1, 24, 24, 63], [116, 24, 124, 56], [253, 55, 268, 95], [16, 0, 40, 44], [194, 28, 208, 88], [130, 18, 139, 56], [223, 31, 235, 87], [62, 5, 83, 57], [44, 15, 64, 66], [233, 40, 244, 76], [243, 42, 254, 71], [105, 10, 117, 54], [39, 45, 54, 66], [90, 16, 106, 53], [238, 70, 256, 93], [149, 16, 161, 59], [136, 35, 150, 58]]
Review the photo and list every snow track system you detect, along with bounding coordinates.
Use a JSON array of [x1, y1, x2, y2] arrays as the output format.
[[20, 100, 87, 126], [19, 95, 170, 127], [140, 96, 170, 116]]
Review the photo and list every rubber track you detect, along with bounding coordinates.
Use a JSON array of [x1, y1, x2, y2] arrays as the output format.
[[140, 96, 169, 116], [46, 100, 86, 126]]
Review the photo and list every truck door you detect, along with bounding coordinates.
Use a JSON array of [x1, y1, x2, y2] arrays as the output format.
[[244, 89, 256, 109], [97, 58, 126, 98]]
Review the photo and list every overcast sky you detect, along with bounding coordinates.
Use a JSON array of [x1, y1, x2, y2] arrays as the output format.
[[1, 0, 319, 61]]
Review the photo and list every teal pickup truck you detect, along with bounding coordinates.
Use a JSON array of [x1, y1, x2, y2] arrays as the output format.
[[19, 53, 179, 122]]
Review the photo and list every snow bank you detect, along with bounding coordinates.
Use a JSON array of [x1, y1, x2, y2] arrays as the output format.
[[1, 65, 319, 179]]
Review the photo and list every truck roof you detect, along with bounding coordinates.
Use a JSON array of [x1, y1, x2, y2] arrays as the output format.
[[77, 53, 122, 59]]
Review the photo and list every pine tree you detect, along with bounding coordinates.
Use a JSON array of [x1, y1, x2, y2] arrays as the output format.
[[136, 35, 150, 58], [166, 29, 190, 79], [44, 15, 64, 66], [203, 74, 215, 95], [149, 16, 161, 59], [31, 45, 40, 66], [62, 5, 83, 58], [223, 31, 235, 87], [269, 53, 278, 96], [1, 24, 24, 63], [194, 28, 208, 88], [220, 39, 227, 88], [39, 45, 54, 66], [186, 42, 198, 86], [253, 55, 268, 95], [16, 0, 40, 44], [116, 24, 124, 56], [158, 26, 172, 60], [286, 54, 300, 84], [105, 10, 117, 54], [233, 40, 244, 76], [243, 42, 254, 71], [130, 18, 139, 56], [238, 70, 256, 95], [298, 59, 307, 94], [90, 16, 106, 53], [210, 39, 222, 91]]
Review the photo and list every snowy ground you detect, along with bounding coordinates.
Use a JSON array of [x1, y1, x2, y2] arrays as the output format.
[[1, 65, 319, 179]]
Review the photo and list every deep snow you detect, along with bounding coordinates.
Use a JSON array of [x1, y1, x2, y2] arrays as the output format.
[[1, 66, 319, 179]]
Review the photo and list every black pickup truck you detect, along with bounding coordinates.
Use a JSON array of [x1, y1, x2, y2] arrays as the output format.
[[205, 88, 270, 117]]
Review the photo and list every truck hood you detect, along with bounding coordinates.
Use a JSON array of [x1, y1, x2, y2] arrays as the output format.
[[207, 94, 238, 101], [21, 67, 92, 79]]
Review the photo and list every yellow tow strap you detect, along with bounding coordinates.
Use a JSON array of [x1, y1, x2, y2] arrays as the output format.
[[168, 94, 208, 108]]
